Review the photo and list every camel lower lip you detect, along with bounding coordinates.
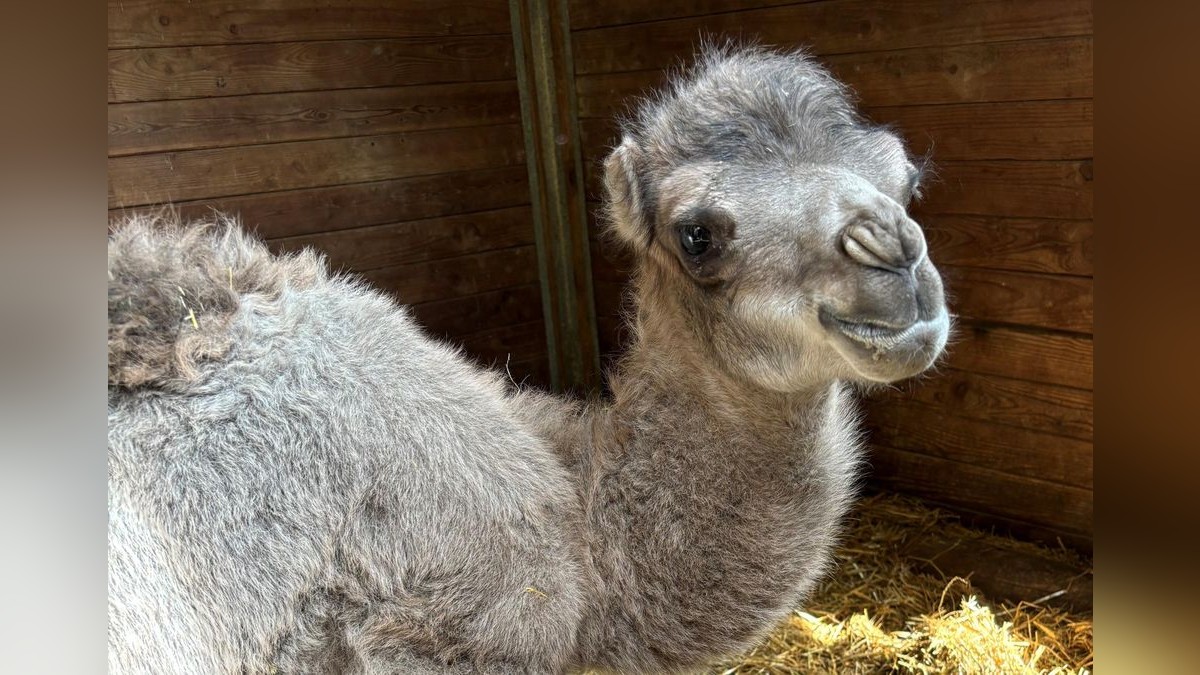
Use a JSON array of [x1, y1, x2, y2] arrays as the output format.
[[820, 310, 917, 347]]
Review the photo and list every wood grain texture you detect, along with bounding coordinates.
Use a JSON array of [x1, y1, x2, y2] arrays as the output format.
[[455, 320, 549, 366], [568, 0, 813, 30], [942, 265, 1092, 333], [827, 37, 1093, 107], [946, 323, 1093, 390], [868, 445, 1092, 539], [572, 0, 1091, 74], [109, 81, 521, 155], [923, 215, 1092, 276], [574, 37, 1092, 120], [108, 124, 525, 207], [871, 368, 1092, 440], [873, 99, 1093, 161], [109, 36, 516, 103], [409, 284, 545, 342], [108, 0, 513, 48], [269, 206, 535, 273], [864, 400, 1092, 489], [901, 525, 1092, 613], [917, 160, 1093, 220], [362, 245, 540, 305], [109, 166, 532, 239]]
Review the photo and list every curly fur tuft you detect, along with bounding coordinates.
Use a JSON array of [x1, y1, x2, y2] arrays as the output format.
[[107, 210, 325, 390]]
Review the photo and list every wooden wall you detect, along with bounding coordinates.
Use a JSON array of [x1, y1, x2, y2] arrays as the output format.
[[568, 0, 1093, 550], [107, 0, 550, 387], [106, 0, 1093, 550]]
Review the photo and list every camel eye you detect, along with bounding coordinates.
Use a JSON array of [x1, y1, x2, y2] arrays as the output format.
[[679, 224, 711, 256]]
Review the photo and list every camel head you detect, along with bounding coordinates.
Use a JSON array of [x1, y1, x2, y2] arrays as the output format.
[[603, 46, 950, 391]]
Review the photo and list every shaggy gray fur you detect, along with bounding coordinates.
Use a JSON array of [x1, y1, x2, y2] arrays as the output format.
[[108, 46, 950, 674]]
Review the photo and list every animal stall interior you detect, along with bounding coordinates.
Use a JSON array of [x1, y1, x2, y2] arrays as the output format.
[[108, 0, 1093, 672]]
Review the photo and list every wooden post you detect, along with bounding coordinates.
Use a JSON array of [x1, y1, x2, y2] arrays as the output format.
[[509, 0, 602, 395]]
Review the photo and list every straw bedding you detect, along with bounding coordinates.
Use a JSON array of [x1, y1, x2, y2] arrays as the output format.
[[708, 493, 1093, 674]]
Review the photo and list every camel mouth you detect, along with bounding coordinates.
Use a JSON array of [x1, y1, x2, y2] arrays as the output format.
[[818, 307, 950, 381], [822, 313, 924, 350]]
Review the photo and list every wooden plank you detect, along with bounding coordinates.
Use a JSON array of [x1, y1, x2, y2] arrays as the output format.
[[108, 81, 521, 156], [109, 0, 512, 48], [454, 320, 549, 364], [826, 37, 1093, 107], [589, 238, 633, 284], [863, 400, 1092, 489], [901, 526, 1093, 613], [407, 284, 544, 341], [922, 215, 1092, 276], [108, 124, 525, 207], [108, 36, 516, 103], [575, 37, 1092, 118], [568, 0, 812, 31], [579, 117, 621, 165], [871, 368, 1092, 440], [268, 206, 535, 274], [892, 493, 1092, 555], [362, 245, 539, 305], [572, 0, 1092, 74], [511, 0, 603, 394], [501, 353, 554, 389], [108, 166, 532, 239], [575, 69, 669, 120], [946, 322, 1092, 390], [869, 99, 1093, 162], [917, 160, 1093, 220], [942, 266, 1092, 333], [867, 445, 1093, 539]]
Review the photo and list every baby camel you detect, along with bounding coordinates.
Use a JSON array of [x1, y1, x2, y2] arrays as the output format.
[[108, 46, 949, 674]]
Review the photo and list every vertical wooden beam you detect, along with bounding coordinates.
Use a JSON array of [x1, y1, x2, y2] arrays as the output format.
[[509, 0, 601, 395]]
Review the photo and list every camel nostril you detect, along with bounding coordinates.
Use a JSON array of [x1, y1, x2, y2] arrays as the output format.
[[842, 221, 906, 271]]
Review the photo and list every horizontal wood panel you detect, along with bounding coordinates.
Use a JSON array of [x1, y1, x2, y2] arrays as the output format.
[[408, 284, 545, 341], [573, 0, 1091, 74], [827, 36, 1093, 107], [109, 0, 512, 48], [109, 166, 532, 239], [901, 523, 1092, 612], [873, 99, 1093, 161], [923, 215, 1092, 276], [568, 0, 811, 30], [917, 160, 1093, 220], [575, 70, 674, 121], [946, 322, 1092, 390], [871, 368, 1092, 440], [454, 320, 549, 365], [507, 355, 554, 390], [108, 123, 525, 207], [868, 444, 1092, 539], [109, 36, 515, 102], [269, 206, 535, 273], [589, 235, 634, 283], [575, 37, 1093, 119], [942, 265, 1092, 333], [109, 80, 521, 156], [579, 118, 621, 165], [362, 245, 539, 305], [864, 400, 1092, 488]]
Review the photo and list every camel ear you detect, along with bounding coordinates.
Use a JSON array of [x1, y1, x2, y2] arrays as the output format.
[[603, 136, 652, 248]]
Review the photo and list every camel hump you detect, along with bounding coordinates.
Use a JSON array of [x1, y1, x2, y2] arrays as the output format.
[[107, 209, 326, 391]]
